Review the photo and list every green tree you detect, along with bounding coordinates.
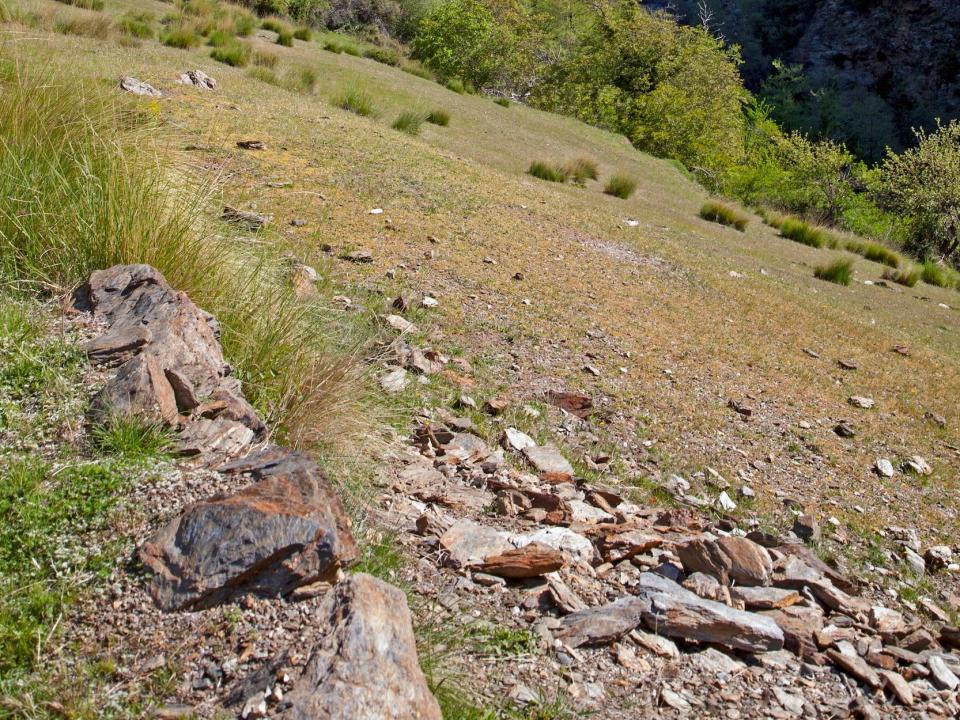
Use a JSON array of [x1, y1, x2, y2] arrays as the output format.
[[877, 120, 960, 262], [412, 0, 506, 88]]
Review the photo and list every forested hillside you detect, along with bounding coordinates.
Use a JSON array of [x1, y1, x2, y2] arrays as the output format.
[[657, 0, 960, 160]]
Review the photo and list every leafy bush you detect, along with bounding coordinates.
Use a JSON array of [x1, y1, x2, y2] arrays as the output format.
[[413, 0, 508, 89], [276, 29, 294, 46], [334, 88, 377, 117], [844, 239, 900, 268], [426, 109, 449, 126], [211, 42, 251, 67], [604, 174, 636, 199], [876, 120, 960, 263], [814, 258, 853, 285], [882, 267, 920, 287], [528, 161, 568, 183], [700, 201, 749, 231], [293, 26, 312, 41], [162, 27, 200, 49], [392, 110, 425, 135], [322, 0, 400, 32], [780, 218, 833, 248]]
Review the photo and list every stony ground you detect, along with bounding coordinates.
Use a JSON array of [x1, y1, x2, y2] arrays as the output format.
[[4, 2, 960, 717]]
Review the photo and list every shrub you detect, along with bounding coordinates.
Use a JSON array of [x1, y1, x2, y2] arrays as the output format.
[[494, 97, 510, 107], [293, 26, 311, 41], [162, 27, 200, 49], [276, 29, 294, 46], [604, 174, 636, 199], [527, 161, 568, 183], [844, 239, 900, 268], [253, 49, 279, 68], [392, 110, 425, 135], [563, 157, 598, 185], [882, 267, 920, 287], [207, 28, 233, 47], [334, 88, 377, 117], [426, 109, 449, 126], [211, 42, 251, 67], [814, 258, 854, 285], [364, 46, 401, 66], [780, 217, 832, 248], [699, 201, 749, 231]]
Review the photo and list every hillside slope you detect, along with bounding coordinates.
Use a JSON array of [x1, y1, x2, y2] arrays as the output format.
[[3, 0, 960, 716]]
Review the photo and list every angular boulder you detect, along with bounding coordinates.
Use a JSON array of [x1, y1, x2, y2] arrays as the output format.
[[676, 534, 773, 586], [140, 449, 357, 610], [281, 574, 441, 720]]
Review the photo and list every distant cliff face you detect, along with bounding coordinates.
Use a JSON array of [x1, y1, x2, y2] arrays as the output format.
[[650, 0, 960, 159]]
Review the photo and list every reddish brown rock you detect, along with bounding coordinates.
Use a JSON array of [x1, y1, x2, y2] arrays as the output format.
[[141, 449, 357, 611], [281, 574, 441, 720], [730, 586, 801, 610], [676, 535, 773, 587], [760, 604, 824, 658], [479, 543, 565, 578], [546, 390, 593, 418]]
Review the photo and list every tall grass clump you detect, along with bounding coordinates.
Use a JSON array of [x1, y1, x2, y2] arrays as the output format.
[[253, 48, 278, 68], [401, 60, 434, 80], [260, 17, 285, 33], [780, 217, 834, 248], [604, 174, 636, 199], [563, 157, 599, 185], [494, 97, 510, 107], [364, 46, 400, 66], [0, 59, 372, 454], [334, 88, 377, 117], [919, 261, 959, 289], [54, 0, 104, 10], [391, 110, 425, 136], [699, 200, 749, 231], [207, 28, 232, 47], [293, 26, 311, 41], [161, 26, 200, 49], [211, 41, 251, 67], [527, 161, 568, 183], [426, 109, 449, 126], [117, 12, 154, 39], [844, 239, 901, 268], [53, 14, 111, 38], [276, 29, 293, 47], [814, 258, 854, 285], [883, 267, 920, 287], [232, 8, 255, 36], [757, 208, 787, 229]]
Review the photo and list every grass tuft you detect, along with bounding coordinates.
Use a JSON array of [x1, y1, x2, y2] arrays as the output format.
[[276, 29, 293, 47], [210, 41, 251, 67], [700, 200, 749, 231], [253, 48, 278, 68], [844, 239, 901, 268], [426, 109, 450, 126], [563, 157, 598, 185], [604, 173, 636, 199], [883, 267, 920, 287], [334, 88, 377, 117], [920, 261, 959, 289], [494, 97, 510, 107], [780, 217, 832, 248], [54, 0, 103, 10], [527, 161, 568, 183], [391, 110, 426, 136], [161, 26, 200, 49], [117, 12, 154, 39], [293, 26, 311, 41], [260, 17, 285, 33], [53, 14, 111, 39], [364, 46, 401, 66], [91, 415, 172, 460], [814, 258, 854, 285]]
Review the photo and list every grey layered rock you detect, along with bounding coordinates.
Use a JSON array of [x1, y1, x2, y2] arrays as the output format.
[[120, 76, 161, 97], [177, 69, 217, 89], [635, 573, 784, 653], [281, 574, 441, 720], [556, 596, 652, 648], [523, 444, 575, 482], [775, 556, 869, 617], [141, 448, 358, 610], [222, 205, 268, 231]]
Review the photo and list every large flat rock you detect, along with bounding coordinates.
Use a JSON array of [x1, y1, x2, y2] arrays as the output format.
[[676, 534, 772, 587], [281, 574, 441, 720]]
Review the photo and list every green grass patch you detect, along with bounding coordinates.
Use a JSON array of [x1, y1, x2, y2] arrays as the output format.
[[211, 41, 251, 67], [207, 28, 233, 47], [844, 239, 901, 268], [426, 109, 450, 126], [814, 258, 854, 285], [54, 0, 103, 10], [323, 35, 362, 56], [90, 415, 172, 460], [494, 97, 510, 107], [276, 29, 293, 47], [161, 26, 200, 49], [117, 12, 154, 39], [920, 261, 959, 289], [260, 17, 285, 33], [293, 26, 311, 41], [392, 110, 425, 136], [253, 48, 278, 68], [780, 217, 834, 248], [401, 61, 434, 81], [334, 88, 377, 117], [232, 8, 255, 36], [758, 208, 787, 229], [445, 77, 466, 94], [527, 161, 568, 183], [699, 200, 749, 231], [604, 173, 636, 199], [882, 267, 920, 287], [364, 46, 400, 66], [53, 14, 111, 39]]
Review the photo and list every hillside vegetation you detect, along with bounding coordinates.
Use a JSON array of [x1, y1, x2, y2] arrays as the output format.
[[1, 0, 960, 716]]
